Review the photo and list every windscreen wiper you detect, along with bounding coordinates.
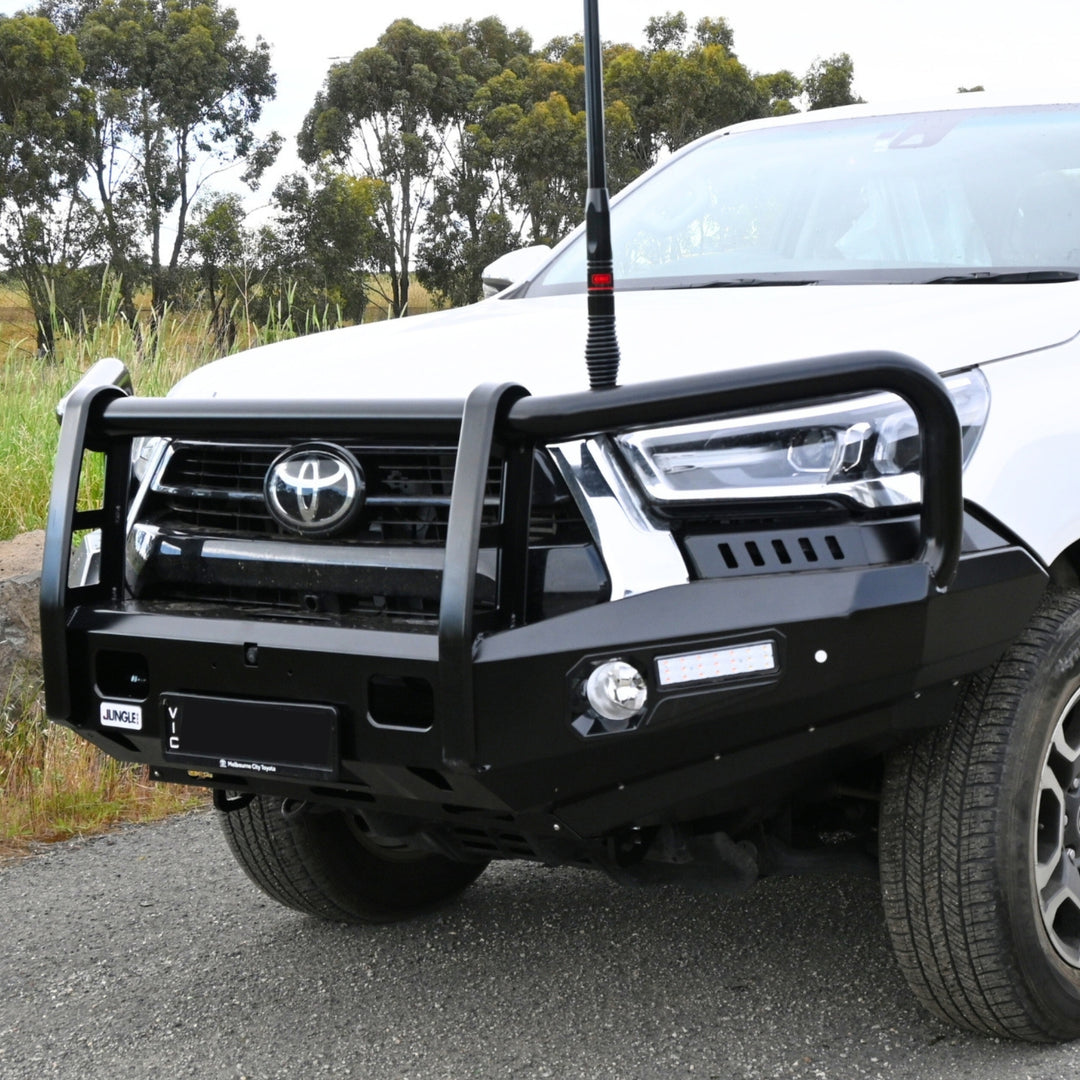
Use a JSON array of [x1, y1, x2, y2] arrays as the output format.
[[685, 277, 819, 289], [924, 269, 1079, 284]]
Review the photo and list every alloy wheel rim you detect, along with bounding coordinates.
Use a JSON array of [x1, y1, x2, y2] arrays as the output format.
[[1034, 685, 1080, 968]]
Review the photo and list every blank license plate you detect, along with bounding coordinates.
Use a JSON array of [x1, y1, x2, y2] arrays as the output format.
[[161, 693, 337, 780]]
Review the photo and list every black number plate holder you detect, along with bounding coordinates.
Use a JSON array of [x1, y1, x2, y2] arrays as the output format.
[[161, 693, 338, 780]]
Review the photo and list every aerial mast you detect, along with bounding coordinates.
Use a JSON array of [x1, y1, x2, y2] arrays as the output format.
[[583, 0, 621, 391]]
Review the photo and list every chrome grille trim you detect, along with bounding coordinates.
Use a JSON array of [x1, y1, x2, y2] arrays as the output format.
[[549, 437, 688, 599], [147, 439, 502, 543]]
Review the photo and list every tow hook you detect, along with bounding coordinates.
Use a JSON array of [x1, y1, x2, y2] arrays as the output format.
[[281, 798, 310, 821], [212, 790, 255, 814]]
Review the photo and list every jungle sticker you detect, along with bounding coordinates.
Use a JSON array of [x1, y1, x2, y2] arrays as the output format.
[[100, 702, 143, 731]]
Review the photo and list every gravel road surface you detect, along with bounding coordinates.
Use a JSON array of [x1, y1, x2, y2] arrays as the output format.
[[2, 810, 1078, 1079]]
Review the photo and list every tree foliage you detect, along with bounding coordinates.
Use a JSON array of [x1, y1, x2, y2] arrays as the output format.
[[0, 13, 96, 351], [408, 11, 813, 306], [414, 18, 533, 307], [264, 169, 387, 324], [804, 52, 863, 111], [37, 0, 279, 326], [298, 18, 472, 317], [185, 191, 249, 349]]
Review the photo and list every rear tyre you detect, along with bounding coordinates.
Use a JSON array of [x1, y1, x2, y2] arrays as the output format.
[[219, 795, 487, 924], [880, 588, 1080, 1041]]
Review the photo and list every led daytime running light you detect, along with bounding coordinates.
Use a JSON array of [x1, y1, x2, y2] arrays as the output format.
[[616, 370, 988, 508]]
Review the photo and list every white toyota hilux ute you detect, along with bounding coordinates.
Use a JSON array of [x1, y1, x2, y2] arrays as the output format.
[[41, 90, 1080, 1042]]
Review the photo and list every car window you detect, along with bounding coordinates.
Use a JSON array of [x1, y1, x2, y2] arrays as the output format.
[[529, 104, 1080, 293]]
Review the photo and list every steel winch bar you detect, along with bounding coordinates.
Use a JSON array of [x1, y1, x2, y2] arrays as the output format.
[[41, 352, 963, 775]]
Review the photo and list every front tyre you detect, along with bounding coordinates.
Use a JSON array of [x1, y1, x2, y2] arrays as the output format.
[[220, 795, 487, 924], [880, 588, 1080, 1041]]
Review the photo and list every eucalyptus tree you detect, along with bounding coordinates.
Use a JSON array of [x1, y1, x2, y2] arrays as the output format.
[[415, 17, 533, 307], [804, 52, 863, 110], [0, 13, 96, 352], [299, 11, 850, 312], [184, 192, 251, 349], [263, 169, 389, 326], [480, 87, 588, 247], [38, 0, 279, 326], [300, 18, 476, 318], [472, 36, 642, 248], [609, 13, 781, 159]]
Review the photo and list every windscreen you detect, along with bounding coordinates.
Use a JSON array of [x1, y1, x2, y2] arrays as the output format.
[[529, 104, 1080, 293]]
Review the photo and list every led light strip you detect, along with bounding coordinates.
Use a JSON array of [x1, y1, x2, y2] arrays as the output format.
[[656, 641, 777, 687]]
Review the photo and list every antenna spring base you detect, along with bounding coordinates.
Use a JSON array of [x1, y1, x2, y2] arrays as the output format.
[[586, 313, 621, 390]]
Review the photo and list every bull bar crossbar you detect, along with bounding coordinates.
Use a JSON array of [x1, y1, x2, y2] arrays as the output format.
[[41, 350, 963, 772]]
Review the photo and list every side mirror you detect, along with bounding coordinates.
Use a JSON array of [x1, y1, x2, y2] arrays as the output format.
[[481, 245, 551, 298]]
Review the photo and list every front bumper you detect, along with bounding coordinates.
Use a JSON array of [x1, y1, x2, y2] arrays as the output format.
[[41, 353, 1047, 844]]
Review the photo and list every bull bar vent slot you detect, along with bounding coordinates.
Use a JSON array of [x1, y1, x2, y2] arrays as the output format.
[[367, 676, 435, 732], [95, 650, 149, 701], [686, 528, 860, 579]]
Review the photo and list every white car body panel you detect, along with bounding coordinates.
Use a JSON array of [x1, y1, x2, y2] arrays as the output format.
[[965, 340, 1080, 566], [171, 284, 1080, 405]]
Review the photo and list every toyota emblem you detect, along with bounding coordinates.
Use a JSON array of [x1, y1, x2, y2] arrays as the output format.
[[264, 443, 365, 536]]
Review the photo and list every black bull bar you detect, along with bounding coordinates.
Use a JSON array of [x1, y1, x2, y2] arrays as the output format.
[[41, 350, 964, 773]]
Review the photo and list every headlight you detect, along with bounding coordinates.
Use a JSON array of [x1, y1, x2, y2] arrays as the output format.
[[615, 369, 989, 509], [131, 436, 167, 483]]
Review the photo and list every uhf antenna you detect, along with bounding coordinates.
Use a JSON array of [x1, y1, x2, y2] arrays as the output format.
[[583, 0, 621, 391]]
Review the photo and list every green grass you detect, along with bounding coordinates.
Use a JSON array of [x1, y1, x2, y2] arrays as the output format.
[[0, 276, 436, 542], [0, 350, 204, 542], [0, 668, 205, 858], [1, 289, 228, 542]]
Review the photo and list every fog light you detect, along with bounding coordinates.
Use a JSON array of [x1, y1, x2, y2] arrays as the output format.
[[586, 660, 648, 728]]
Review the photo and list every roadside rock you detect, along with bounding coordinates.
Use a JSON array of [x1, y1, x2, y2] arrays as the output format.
[[0, 530, 44, 695]]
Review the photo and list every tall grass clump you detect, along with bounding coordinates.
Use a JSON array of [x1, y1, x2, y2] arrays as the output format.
[[0, 667, 205, 858], [2, 281, 244, 542]]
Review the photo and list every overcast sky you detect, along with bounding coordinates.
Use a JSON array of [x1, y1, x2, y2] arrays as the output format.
[[4, 0, 1080, 209]]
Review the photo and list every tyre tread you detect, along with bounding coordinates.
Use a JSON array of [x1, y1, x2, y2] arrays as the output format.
[[219, 795, 487, 924], [881, 588, 1080, 1041], [220, 795, 359, 921]]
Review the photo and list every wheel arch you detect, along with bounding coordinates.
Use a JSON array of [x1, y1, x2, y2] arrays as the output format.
[[1049, 539, 1080, 588]]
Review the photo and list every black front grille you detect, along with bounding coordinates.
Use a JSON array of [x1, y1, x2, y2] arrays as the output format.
[[152, 440, 502, 544], [131, 438, 602, 624]]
